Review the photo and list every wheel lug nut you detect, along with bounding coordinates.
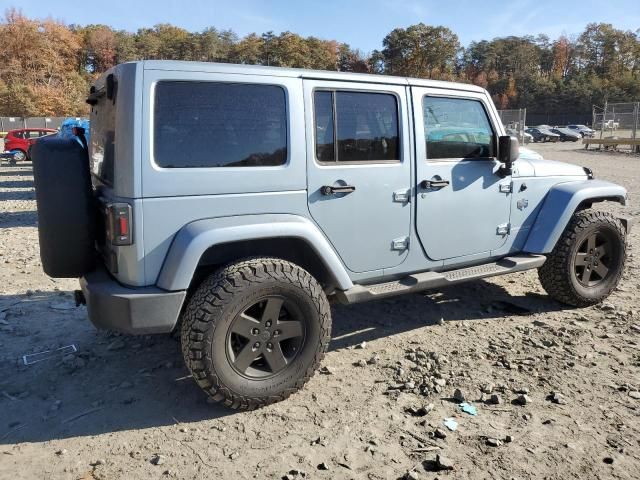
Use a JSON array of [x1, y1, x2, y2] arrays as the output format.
[[265, 320, 272, 327], [254, 342, 260, 349], [252, 328, 260, 335], [274, 330, 280, 336], [267, 342, 273, 350]]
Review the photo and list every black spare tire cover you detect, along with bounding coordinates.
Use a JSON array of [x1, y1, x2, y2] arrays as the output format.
[[31, 136, 96, 278]]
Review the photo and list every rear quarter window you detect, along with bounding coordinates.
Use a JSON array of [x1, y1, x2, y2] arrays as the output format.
[[153, 81, 288, 168], [90, 96, 116, 185]]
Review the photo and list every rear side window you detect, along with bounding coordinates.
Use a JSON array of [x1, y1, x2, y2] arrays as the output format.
[[423, 97, 494, 160], [314, 90, 399, 163], [12, 131, 23, 139], [154, 81, 287, 168]]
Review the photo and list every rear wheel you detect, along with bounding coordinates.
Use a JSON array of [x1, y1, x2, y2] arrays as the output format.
[[538, 210, 626, 307], [181, 257, 331, 410]]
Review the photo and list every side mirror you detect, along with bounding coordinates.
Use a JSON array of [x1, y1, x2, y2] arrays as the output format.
[[497, 135, 519, 177]]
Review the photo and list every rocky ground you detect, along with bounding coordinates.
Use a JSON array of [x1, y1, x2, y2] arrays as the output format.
[[1, 142, 639, 480]]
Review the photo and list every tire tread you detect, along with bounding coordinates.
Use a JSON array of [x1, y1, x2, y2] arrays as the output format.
[[180, 257, 331, 410]]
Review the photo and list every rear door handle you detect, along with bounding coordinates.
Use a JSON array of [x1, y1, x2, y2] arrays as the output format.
[[321, 185, 356, 195], [421, 179, 450, 189]]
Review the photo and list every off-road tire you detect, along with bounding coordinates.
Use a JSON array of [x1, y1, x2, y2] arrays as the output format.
[[181, 257, 331, 410], [538, 210, 626, 307]]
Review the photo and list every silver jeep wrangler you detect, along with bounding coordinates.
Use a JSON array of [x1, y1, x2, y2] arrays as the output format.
[[32, 61, 629, 410]]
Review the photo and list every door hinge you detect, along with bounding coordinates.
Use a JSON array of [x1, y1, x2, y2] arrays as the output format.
[[393, 189, 410, 203], [499, 182, 512, 193], [496, 223, 510, 235], [391, 236, 410, 251]]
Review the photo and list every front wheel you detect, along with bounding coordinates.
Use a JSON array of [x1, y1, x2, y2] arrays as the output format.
[[538, 210, 626, 307], [12, 150, 27, 162], [181, 257, 331, 410]]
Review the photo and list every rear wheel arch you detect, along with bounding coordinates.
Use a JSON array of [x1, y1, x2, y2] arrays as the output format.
[[156, 215, 354, 293], [192, 237, 340, 294]]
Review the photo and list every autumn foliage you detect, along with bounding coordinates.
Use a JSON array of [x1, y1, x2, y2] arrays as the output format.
[[0, 8, 638, 117]]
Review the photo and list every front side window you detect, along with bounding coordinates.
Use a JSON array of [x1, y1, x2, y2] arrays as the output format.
[[314, 90, 399, 163], [154, 81, 287, 168], [423, 97, 494, 160]]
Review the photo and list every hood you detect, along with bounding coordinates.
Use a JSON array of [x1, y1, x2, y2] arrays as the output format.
[[526, 158, 588, 177], [518, 146, 543, 161]]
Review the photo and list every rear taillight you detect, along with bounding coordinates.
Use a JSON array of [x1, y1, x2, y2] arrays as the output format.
[[106, 203, 133, 246]]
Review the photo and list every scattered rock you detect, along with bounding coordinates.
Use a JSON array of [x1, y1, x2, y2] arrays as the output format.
[[55, 449, 67, 456], [283, 469, 307, 479], [487, 394, 502, 405], [92, 459, 106, 466], [513, 394, 531, 406], [367, 355, 380, 365], [433, 428, 447, 439], [319, 366, 334, 375], [433, 378, 446, 387], [403, 471, 421, 480], [486, 438, 502, 447], [453, 388, 465, 402], [355, 341, 367, 349], [355, 359, 367, 367], [317, 462, 329, 470], [405, 403, 433, 416], [435, 454, 454, 470], [547, 392, 567, 405], [151, 454, 165, 466], [629, 391, 640, 400], [505, 435, 514, 443], [603, 457, 614, 465], [481, 383, 494, 394]]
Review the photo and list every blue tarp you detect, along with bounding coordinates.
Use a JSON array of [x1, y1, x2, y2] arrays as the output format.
[[57, 118, 90, 146]]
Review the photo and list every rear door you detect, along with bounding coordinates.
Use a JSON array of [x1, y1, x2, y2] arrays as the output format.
[[304, 80, 411, 273], [411, 88, 511, 261]]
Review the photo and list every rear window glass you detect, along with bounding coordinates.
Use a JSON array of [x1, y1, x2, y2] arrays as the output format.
[[314, 90, 399, 163], [154, 81, 288, 168]]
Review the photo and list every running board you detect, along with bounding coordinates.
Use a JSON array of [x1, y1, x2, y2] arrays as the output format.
[[335, 254, 546, 304]]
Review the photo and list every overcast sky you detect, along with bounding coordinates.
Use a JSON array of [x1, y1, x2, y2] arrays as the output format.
[[10, 0, 640, 52]]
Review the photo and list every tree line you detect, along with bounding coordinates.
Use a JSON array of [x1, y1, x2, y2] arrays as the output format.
[[1, 8, 639, 119]]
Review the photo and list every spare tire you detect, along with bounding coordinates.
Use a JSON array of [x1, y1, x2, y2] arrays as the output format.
[[31, 136, 96, 278]]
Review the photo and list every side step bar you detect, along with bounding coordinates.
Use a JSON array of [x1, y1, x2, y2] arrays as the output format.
[[335, 254, 546, 305]]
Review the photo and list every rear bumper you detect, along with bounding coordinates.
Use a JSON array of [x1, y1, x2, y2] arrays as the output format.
[[80, 266, 186, 334]]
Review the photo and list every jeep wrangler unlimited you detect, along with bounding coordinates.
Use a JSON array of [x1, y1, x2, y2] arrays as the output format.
[[31, 61, 628, 410]]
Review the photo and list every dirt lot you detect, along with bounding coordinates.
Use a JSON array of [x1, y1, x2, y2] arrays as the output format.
[[1, 141, 639, 480]]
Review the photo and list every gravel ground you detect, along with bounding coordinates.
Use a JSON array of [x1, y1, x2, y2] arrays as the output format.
[[1, 142, 639, 480]]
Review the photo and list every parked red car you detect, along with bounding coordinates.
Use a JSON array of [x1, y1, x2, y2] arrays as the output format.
[[3, 128, 58, 161]]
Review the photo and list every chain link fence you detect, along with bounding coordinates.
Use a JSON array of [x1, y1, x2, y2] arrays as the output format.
[[0, 117, 81, 134], [592, 102, 640, 152], [497, 108, 529, 144]]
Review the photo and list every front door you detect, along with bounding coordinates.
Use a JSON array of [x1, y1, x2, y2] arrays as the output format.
[[411, 88, 511, 261], [304, 80, 411, 273]]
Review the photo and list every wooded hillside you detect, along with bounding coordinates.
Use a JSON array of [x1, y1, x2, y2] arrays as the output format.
[[1, 8, 638, 119]]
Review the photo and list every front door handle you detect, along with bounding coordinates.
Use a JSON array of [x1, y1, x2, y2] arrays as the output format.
[[421, 179, 450, 189], [321, 185, 356, 195]]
